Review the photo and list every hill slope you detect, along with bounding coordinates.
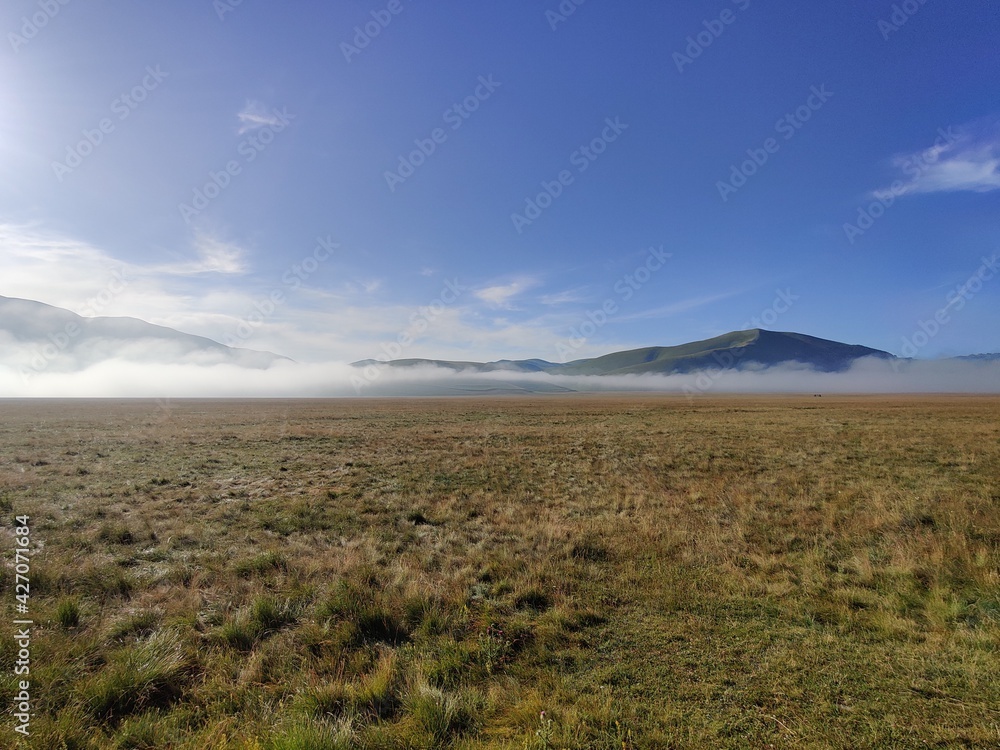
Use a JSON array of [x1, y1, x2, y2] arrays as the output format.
[[1, 295, 286, 373], [353, 329, 895, 376]]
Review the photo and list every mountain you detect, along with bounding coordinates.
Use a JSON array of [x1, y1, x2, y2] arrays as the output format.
[[953, 353, 1000, 362], [352, 357, 563, 373], [0, 295, 286, 373], [353, 329, 895, 376]]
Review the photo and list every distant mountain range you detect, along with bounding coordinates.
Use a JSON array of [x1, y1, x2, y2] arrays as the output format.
[[0, 295, 286, 373], [955, 353, 1000, 362], [353, 329, 897, 376], [3, 295, 998, 391]]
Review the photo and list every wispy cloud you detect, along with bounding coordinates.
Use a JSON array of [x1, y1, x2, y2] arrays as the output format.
[[616, 291, 742, 322], [153, 232, 248, 275], [192, 233, 248, 273], [881, 118, 1000, 196], [0, 225, 579, 363], [538, 287, 591, 306], [0, 223, 131, 303], [0, 224, 249, 329], [236, 100, 282, 135], [474, 278, 538, 308], [0, 225, 812, 368]]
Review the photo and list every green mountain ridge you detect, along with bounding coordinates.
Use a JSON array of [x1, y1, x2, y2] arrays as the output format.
[[353, 329, 896, 376]]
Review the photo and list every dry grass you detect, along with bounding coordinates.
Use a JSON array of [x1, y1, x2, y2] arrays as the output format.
[[0, 395, 998, 748]]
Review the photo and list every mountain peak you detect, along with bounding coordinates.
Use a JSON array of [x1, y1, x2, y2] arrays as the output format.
[[350, 329, 895, 377]]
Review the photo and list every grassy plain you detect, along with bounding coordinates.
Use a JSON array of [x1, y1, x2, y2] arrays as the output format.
[[1, 395, 999, 749]]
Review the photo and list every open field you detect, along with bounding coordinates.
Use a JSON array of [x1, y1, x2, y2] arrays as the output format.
[[1, 395, 999, 749]]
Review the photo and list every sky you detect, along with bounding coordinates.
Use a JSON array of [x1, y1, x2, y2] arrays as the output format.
[[1, 0, 999, 367]]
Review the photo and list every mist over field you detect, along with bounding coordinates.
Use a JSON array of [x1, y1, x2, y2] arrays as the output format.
[[2, 355, 999, 398]]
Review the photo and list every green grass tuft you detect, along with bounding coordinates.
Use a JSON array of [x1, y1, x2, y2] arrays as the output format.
[[81, 630, 193, 723], [56, 598, 81, 629]]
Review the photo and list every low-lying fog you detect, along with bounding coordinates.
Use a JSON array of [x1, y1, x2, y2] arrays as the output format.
[[3, 356, 999, 398]]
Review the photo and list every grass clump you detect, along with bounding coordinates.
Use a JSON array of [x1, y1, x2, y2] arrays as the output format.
[[80, 630, 193, 723], [217, 596, 297, 651], [109, 610, 160, 641], [405, 682, 475, 743], [264, 718, 353, 750], [73, 563, 135, 602], [346, 652, 405, 720], [235, 550, 288, 578], [98, 522, 136, 545], [317, 578, 411, 646], [56, 597, 81, 629]]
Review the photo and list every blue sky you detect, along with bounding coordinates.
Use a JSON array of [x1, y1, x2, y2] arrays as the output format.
[[1, 0, 998, 363]]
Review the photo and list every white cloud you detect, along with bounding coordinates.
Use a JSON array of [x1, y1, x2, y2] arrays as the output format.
[[538, 287, 591, 306], [881, 118, 1000, 196], [617, 291, 742, 321], [0, 223, 131, 309], [152, 232, 248, 276], [0, 224, 795, 369], [236, 100, 282, 135], [0, 224, 259, 342], [187, 232, 248, 274], [474, 278, 537, 308], [0, 224, 582, 363]]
